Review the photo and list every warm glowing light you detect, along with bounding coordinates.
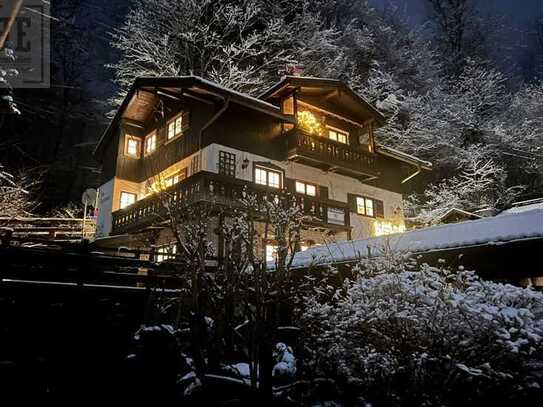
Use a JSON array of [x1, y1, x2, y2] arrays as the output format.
[[297, 110, 323, 135], [374, 221, 406, 237]]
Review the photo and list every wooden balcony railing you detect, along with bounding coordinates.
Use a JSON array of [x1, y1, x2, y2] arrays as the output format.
[[286, 129, 378, 177], [111, 171, 350, 235]]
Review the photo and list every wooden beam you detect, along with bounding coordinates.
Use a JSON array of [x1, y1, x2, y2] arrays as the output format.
[[0, 0, 23, 50]]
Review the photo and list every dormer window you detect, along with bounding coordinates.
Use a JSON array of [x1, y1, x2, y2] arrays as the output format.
[[144, 131, 157, 155], [168, 113, 183, 141], [124, 135, 141, 158], [327, 126, 348, 144]]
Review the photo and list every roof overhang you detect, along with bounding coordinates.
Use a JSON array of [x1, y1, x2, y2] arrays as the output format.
[[259, 76, 386, 127], [94, 76, 296, 161], [376, 144, 433, 171]]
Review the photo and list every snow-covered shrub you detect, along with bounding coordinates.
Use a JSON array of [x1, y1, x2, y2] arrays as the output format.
[[298, 260, 543, 406]]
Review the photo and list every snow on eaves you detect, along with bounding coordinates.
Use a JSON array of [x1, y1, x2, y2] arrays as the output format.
[[500, 198, 543, 215], [285, 209, 543, 269]]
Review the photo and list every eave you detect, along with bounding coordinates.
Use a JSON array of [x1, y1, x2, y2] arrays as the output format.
[[259, 76, 386, 126]]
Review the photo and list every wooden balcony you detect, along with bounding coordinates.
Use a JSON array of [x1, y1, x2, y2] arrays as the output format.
[[111, 171, 350, 235], [285, 129, 379, 178]]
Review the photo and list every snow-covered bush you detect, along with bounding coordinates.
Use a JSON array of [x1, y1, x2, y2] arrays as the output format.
[[298, 260, 543, 406]]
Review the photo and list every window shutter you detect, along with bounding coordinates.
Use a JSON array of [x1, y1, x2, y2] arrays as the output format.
[[319, 185, 328, 200], [284, 178, 296, 192], [182, 111, 190, 131], [374, 199, 385, 218]]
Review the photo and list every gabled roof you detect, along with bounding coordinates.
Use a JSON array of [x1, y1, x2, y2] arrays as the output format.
[[259, 76, 386, 126], [94, 76, 296, 160], [436, 207, 482, 223]]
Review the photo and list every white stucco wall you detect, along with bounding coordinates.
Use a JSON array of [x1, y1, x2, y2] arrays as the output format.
[[203, 143, 405, 239]]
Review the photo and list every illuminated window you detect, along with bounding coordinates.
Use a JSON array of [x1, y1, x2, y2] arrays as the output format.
[[356, 196, 375, 217], [120, 191, 136, 209], [145, 132, 157, 155], [168, 114, 183, 140], [374, 221, 406, 237], [328, 128, 348, 144], [164, 169, 187, 188], [265, 244, 278, 262], [125, 135, 141, 158], [295, 181, 317, 196], [255, 167, 282, 189], [156, 243, 177, 263]]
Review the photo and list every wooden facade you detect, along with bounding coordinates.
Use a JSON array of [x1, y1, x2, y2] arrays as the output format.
[[94, 76, 431, 251]]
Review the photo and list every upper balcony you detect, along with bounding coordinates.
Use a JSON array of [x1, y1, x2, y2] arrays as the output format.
[[285, 128, 379, 179], [111, 171, 351, 235]]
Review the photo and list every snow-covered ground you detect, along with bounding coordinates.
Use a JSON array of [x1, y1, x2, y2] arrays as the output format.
[[283, 209, 543, 269]]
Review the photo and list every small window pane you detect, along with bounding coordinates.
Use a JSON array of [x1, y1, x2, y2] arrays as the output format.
[[328, 130, 337, 141], [255, 168, 267, 185], [295, 181, 306, 194], [338, 133, 347, 144], [145, 133, 156, 154], [219, 151, 236, 177], [168, 122, 175, 140], [120, 192, 136, 209], [306, 184, 316, 196], [268, 171, 280, 188], [356, 197, 366, 215], [365, 199, 374, 217], [127, 139, 138, 156], [175, 116, 183, 132]]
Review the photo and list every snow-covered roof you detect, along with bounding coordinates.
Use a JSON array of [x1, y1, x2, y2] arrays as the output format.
[[500, 198, 543, 215], [284, 209, 543, 269], [435, 207, 482, 222]]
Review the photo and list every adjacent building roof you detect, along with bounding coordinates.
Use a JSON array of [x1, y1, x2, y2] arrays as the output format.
[[280, 209, 543, 270], [435, 207, 482, 224]]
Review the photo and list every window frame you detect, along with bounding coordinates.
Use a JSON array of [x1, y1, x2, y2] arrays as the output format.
[[124, 135, 141, 158], [295, 180, 317, 197], [144, 131, 157, 156], [355, 196, 375, 217], [326, 125, 349, 144], [167, 113, 184, 142], [254, 165, 283, 189], [119, 191, 137, 209], [218, 150, 236, 177]]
